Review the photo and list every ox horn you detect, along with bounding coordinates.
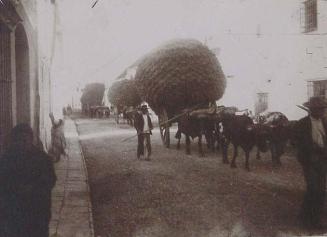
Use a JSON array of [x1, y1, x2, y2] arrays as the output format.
[[296, 105, 309, 112]]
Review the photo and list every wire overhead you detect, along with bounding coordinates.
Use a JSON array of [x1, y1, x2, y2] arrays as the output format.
[[91, 0, 99, 8]]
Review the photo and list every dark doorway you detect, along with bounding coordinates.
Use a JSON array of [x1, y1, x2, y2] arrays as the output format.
[[0, 22, 13, 155], [15, 24, 30, 124]]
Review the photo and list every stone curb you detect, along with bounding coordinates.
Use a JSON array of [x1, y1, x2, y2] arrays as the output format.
[[74, 119, 95, 237], [49, 118, 95, 237]]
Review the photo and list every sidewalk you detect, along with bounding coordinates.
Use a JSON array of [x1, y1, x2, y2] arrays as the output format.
[[49, 118, 95, 237]]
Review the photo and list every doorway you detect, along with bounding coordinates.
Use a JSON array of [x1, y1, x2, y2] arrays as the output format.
[[15, 24, 30, 124]]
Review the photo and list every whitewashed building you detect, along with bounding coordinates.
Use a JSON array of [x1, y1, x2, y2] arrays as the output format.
[[215, 0, 327, 120], [302, 0, 327, 99], [0, 0, 59, 154]]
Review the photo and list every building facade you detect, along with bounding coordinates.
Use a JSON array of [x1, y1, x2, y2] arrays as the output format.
[[302, 0, 327, 100], [0, 0, 57, 154], [215, 0, 327, 120]]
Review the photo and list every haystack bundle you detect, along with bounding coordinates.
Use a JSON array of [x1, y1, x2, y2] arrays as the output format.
[[134, 39, 226, 117], [108, 79, 142, 107], [80, 83, 105, 106]]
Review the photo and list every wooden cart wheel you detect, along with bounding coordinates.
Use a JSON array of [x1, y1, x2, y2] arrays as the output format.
[[159, 109, 170, 148]]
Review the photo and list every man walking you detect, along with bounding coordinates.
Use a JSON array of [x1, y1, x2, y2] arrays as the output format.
[[134, 105, 153, 160], [294, 96, 327, 229]]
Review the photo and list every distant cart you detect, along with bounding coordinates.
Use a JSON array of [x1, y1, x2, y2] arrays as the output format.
[[108, 80, 142, 124], [94, 106, 110, 118]]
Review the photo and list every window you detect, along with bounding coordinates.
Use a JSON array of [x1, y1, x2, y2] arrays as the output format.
[[255, 93, 268, 115], [308, 80, 327, 99], [303, 0, 317, 33]]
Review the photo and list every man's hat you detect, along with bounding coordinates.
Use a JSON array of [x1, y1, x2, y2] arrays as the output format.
[[303, 96, 327, 109]]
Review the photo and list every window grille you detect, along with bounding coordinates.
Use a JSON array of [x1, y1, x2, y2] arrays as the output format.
[[303, 0, 318, 33]]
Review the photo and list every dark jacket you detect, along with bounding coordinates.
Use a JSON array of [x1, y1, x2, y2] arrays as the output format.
[[134, 112, 153, 134], [294, 116, 327, 165]]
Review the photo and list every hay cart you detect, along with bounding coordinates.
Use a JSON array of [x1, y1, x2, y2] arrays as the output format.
[[108, 79, 142, 122], [134, 39, 227, 148]]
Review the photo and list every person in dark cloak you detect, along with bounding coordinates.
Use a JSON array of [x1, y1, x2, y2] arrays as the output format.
[[293, 96, 327, 229], [0, 124, 57, 237]]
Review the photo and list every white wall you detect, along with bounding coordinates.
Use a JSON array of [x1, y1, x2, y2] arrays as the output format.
[[14, 1, 39, 135], [213, 0, 326, 120], [317, 0, 327, 34], [36, 0, 57, 149]]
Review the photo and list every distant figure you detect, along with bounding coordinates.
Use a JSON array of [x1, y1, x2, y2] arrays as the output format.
[[0, 124, 56, 237], [134, 105, 153, 160], [248, 110, 254, 120], [122, 106, 128, 123], [293, 96, 327, 229], [114, 106, 120, 124], [49, 113, 67, 162], [66, 104, 73, 116], [62, 106, 67, 116]]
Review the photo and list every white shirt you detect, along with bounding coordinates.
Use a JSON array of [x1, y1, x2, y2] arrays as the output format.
[[143, 114, 150, 133], [310, 116, 326, 148]]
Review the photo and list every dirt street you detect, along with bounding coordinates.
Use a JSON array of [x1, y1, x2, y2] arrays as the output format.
[[75, 117, 327, 237]]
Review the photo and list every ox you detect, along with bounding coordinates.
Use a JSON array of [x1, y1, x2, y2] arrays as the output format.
[[175, 111, 216, 157], [218, 113, 269, 171], [255, 112, 291, 167]]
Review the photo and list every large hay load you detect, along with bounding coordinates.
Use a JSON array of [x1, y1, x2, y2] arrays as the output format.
[[81, 83, 105, 115], [134, 39, 226, 147], [134, 39, 226, 118], [108, 79, 142, 108]]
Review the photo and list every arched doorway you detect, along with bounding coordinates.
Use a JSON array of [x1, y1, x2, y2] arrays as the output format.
[[15, 24, 30, 124], [0, 22, 13, 154]]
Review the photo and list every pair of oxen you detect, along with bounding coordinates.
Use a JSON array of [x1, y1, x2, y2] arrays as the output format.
[[175, 108, 293, 171]]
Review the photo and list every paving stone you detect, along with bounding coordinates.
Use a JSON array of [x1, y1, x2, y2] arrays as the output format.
[[56, 226, 92, 237]]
